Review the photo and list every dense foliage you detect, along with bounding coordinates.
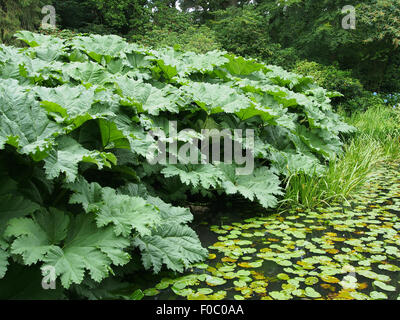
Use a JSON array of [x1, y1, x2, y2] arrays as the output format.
[[2, 1, 389, 96], [4, 1, 400, 93], [0, 31, 354, 297], [53, 0, 151, 35], [259, 0, 400, 92], [292, 61, 388, 112], [178, 0, 400, 93], [133, 3, 221, 53]]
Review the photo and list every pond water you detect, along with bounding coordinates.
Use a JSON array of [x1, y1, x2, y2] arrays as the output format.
[[141, 162, 400, 300]]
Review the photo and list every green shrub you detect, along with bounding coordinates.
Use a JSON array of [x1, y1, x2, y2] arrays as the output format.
[[208, 6, 277, 60], [343, 93, 387, 114], [52, 0, 98, 31], [293, 60, 386, 112], [131, 3, 221, 54], [56, 0, 151, 35], [294, 61, 362, 101], [136, 25, 221, 54], [264, 47, 301, 71], [207, 6, 302, 70]]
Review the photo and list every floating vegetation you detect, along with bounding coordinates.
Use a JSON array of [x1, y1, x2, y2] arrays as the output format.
[[144, 162, 400, 300]]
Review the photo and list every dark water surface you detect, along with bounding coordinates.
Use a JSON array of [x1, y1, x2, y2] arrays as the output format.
[[141, 162, 400, 300]]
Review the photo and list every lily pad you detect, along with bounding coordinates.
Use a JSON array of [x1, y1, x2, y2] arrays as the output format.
[[373, 280, 396, 292], [370, 291, 388, 300], [304, 287, 321, 298]]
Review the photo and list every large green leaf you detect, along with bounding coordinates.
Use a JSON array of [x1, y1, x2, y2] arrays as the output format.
[[0, 79, 63, 160], [0, 193, 40, 234], [161, 164, 225, 189], [115, 77, 181, 115], [182, 82, 253, 114], [146, 196, 193, 225], [44, 136, 117, 183], [220, 165, 284, 209], [35, 85, 96, 122], [96, 188, 160, 237], [67, 178, 160, 237], [71, 34, 128, 64], [15, 31, 64, 48], [0, 173, 41, 236], [134, 223, 208, 273], [4, 208, 69, 265], [65, 61, 111, 85], [0, 249, 9, 279], [5, 209, 130, 289]]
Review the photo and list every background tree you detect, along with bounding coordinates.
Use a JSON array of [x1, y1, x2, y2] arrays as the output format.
[[0, 0, 44, 43], [206, 5, 279, 60], [178, 0, 252, 21], [3, 0, 400, 100], [53, 0, 152, 35], [258, 0, 400, 91]]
